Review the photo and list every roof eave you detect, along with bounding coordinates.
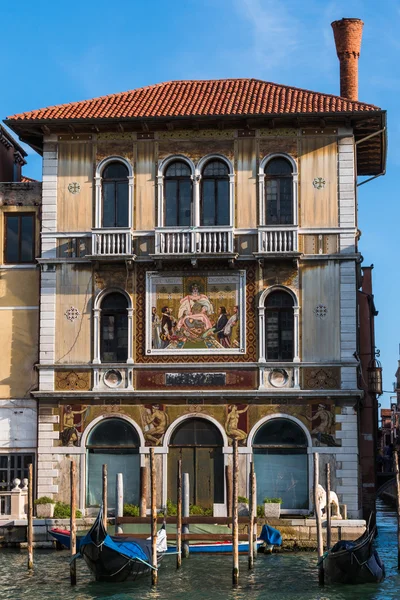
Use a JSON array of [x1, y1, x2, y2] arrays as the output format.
[[4, 109, 386, 176]]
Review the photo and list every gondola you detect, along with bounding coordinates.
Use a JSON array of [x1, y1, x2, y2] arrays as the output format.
[[322, 524, 385, 584], [52, 507, 167, 583]]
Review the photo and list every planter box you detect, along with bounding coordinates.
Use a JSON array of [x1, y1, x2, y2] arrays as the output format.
[[238, 502, 249, 516], [264, 503, 281, 518], [36, 503, 55, 518]]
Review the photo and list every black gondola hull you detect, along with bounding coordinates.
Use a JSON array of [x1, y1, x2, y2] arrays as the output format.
[[323, 527, 385, 584]]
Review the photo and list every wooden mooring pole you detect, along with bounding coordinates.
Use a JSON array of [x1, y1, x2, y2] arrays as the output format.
[[248, 460, 255, 570], [313, 453, 324, 586], [176, 459, 182, 569], [326, 463, 332, 551], [27, 463, 33, 570], [182, 472, 190, 558], [70, 460, 77, 585], [232, 439, 239, 585], [226, 464, 232, 518], [115, 473, 123, 535], [150, 448, 158, 585], [140, 466, 147, 517], [102, 464, 107, 530], [394, 450, 400, 570]]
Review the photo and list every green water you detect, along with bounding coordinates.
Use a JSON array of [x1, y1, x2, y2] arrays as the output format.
[[1, 501, 399, 600]]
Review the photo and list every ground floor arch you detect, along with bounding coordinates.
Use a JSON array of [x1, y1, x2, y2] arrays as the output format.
[[251, 416, 309, 510], [85, 417, 140, 508], [167, 417, 225, 509]]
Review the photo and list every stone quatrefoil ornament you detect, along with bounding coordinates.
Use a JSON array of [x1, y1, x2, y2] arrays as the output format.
[[312, 177, 326, 190], [68, 181, 81, 194]]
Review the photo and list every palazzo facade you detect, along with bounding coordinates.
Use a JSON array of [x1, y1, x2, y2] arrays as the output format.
[[4, 19, 386, 518]]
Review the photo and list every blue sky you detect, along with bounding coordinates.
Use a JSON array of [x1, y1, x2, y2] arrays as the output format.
[[2, 0, 399, 405]]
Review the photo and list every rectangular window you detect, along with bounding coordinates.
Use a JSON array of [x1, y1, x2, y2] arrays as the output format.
[[4, 213, 35, 264], [0, 453, 35, 491]]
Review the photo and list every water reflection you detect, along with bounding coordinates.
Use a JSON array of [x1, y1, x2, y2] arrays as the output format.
[[0, 501, 399, 600]]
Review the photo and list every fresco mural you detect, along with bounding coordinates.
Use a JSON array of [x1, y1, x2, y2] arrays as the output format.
[[225, 404, 249, 444], [307, 403, 340, 447], [140, 404, 169, 446], [54, 401, 341, 450], [59, 404, 89, 446], [146, 272, 245, 355]]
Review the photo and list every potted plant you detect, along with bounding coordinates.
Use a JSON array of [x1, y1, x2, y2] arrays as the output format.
[[238, 496, 249, 516], [34, 496, 55, 518], [263, 497, 282, 519]]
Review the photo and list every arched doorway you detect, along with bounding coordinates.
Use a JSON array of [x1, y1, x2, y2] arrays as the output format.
[[86, 418, 140, 508], [252, 418, 308, 510], [168, 418, 224, 509]]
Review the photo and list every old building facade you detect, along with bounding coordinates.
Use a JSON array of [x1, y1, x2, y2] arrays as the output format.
[[4, 18, 386, 517], [0, 125, 41, 498]]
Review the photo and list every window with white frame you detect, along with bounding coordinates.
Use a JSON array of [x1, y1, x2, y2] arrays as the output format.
[[200, 159, 230, 226], [95, 157, 133, 229], [259, 154, 298, 227], [258, 286, 300, 363], [93, 288, 134, 364], [158, 154, 234, 228], [164, 161, 193, 226]]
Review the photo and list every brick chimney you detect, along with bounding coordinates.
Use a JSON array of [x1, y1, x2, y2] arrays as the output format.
[[331, 18, 364, 101]]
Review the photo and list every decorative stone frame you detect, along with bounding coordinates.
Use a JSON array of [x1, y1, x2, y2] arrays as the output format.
[[258, 285, 300, 365], [258, 153, 298, 227], [145, 270, 246, 356], [157, 154, 234, 228], [247, 414, 312, 514], [92, 287, 134, 365], [94, 156, 134, 229]]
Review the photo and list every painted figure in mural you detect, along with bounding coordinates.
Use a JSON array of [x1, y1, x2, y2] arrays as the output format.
[[178, 284, 214, 320], [223, 305, 240, 347], [151, 306, 162, 349], [143, 405, 168, 445], [160, 307, 175, 348], [225, 404, 249, 441], [60, 405, 88, 447], [213, 306, 229, 346], [306, 404, 340, 447]]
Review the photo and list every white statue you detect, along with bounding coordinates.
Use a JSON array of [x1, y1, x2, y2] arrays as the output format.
[[314, 484, 342, 519]]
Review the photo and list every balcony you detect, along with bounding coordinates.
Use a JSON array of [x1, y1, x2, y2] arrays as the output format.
[[154, 227, 236, 261], [90, 228, 135, 261], [255, 226, 300, 260]]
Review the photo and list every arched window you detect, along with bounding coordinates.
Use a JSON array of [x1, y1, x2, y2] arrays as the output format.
[[86, 418, 140, 507], [253, 418, 308, 510], [265, 158, 293, 225], [100, 292, 128, 362], [102, 162, 129, 227], [164, 161, 192, 226], [265, 291, 294, 361], [168, 418, 224, 507], [201, 160, 229, 226]]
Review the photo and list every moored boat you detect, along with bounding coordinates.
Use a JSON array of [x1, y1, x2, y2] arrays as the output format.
[[322, 525, 385, 584], [51, 507, 167, 583]]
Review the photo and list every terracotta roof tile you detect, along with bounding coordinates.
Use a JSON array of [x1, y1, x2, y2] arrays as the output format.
[[6, 78, 380, 122]]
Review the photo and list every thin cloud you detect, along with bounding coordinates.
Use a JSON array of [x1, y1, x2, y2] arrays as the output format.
[[234, 0, 300, 70]]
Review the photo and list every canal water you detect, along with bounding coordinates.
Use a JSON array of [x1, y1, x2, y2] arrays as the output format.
[[1, 500, 399, 600]]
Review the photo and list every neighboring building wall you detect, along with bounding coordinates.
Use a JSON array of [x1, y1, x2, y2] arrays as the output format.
[[0, 126, 27, 182], [357, 266, 379, 522], [0, 181, 41, 485]]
